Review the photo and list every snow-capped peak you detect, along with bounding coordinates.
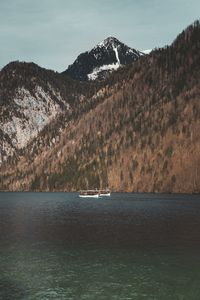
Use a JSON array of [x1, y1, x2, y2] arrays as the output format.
[[96, 36, 121, 49], [63, 37, 142, 81]]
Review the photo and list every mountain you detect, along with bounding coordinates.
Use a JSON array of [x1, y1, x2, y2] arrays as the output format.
[[0, 61, 100, 165], [63, 36, 142, 81], [0, 62, 67, 159], [0, 20, 200, 193]]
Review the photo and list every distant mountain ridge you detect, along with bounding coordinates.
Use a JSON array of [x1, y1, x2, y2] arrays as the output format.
[[63, 36, 143, 81]]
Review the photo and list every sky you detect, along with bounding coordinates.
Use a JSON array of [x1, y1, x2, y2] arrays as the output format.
[[0, 0, 199, 72]]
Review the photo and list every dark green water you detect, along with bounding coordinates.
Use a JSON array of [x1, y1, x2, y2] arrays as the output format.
[[0, 193, 200, 299]]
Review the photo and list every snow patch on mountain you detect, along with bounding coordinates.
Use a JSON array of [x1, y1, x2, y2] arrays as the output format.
[[113, 45, 120, 64], [88, 63, 120, 80], [142, 49, 152, 54]]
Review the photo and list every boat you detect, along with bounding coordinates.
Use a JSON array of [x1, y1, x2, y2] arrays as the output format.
[[79, 190, 99, 198], [99, 189, 111, 196]]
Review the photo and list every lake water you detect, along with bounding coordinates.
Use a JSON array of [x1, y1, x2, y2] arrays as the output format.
[[0, 192, 200, 299]]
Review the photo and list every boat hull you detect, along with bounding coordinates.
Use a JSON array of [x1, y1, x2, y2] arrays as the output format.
[[99, 193, 111, 196], [79, 194, 99, 198]]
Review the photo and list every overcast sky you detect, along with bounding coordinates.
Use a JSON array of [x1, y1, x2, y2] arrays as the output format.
[[0, 0, 199, 71]]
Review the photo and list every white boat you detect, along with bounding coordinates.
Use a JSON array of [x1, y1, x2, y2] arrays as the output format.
[[99, 189, 111, 196], [79, 190, 99, 198]]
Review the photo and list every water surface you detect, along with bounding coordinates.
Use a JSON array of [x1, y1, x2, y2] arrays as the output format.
[[0, 192, 200, 299]]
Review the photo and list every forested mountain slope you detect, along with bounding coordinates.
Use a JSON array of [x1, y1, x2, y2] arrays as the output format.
[[0, 21, 200, 193]]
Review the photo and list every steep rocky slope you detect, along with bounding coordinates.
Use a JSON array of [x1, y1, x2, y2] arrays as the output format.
[[0, 61, 101, 164]]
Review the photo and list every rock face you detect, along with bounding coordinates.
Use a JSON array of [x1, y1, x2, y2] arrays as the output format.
[[2, 86, 63, 150], [63, 37, 143, 81], [0, 61, 94, 165]]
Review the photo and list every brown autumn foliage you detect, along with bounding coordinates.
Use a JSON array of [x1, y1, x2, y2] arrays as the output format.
[[0, 20, 200, 193]]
